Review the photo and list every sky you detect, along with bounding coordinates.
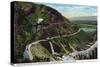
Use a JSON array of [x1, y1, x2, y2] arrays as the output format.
[[44, 3, 97, 19]]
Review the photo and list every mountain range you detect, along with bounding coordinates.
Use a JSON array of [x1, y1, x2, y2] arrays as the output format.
[[70, 16, 97, 21]]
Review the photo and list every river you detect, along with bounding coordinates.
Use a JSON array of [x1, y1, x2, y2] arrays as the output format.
[[80, 28, 96, 32]]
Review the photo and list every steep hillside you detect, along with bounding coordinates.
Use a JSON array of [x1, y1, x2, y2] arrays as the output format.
[[13, 2, 97, 63], [14, 2, 76, 63]]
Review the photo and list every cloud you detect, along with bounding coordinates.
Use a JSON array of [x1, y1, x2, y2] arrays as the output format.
[[45, 3, 97, 18]]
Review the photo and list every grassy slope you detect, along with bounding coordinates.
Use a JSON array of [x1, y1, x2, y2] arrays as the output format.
[[30, 30, 95, 61], [51, 30, 93, 53], [30, 43, 55, 62]]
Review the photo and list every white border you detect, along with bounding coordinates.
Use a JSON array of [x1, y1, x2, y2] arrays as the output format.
[[0, 0, 99, 67]]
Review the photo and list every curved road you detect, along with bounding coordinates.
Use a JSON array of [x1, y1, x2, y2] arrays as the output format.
[[23, 29, 82, 60]]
